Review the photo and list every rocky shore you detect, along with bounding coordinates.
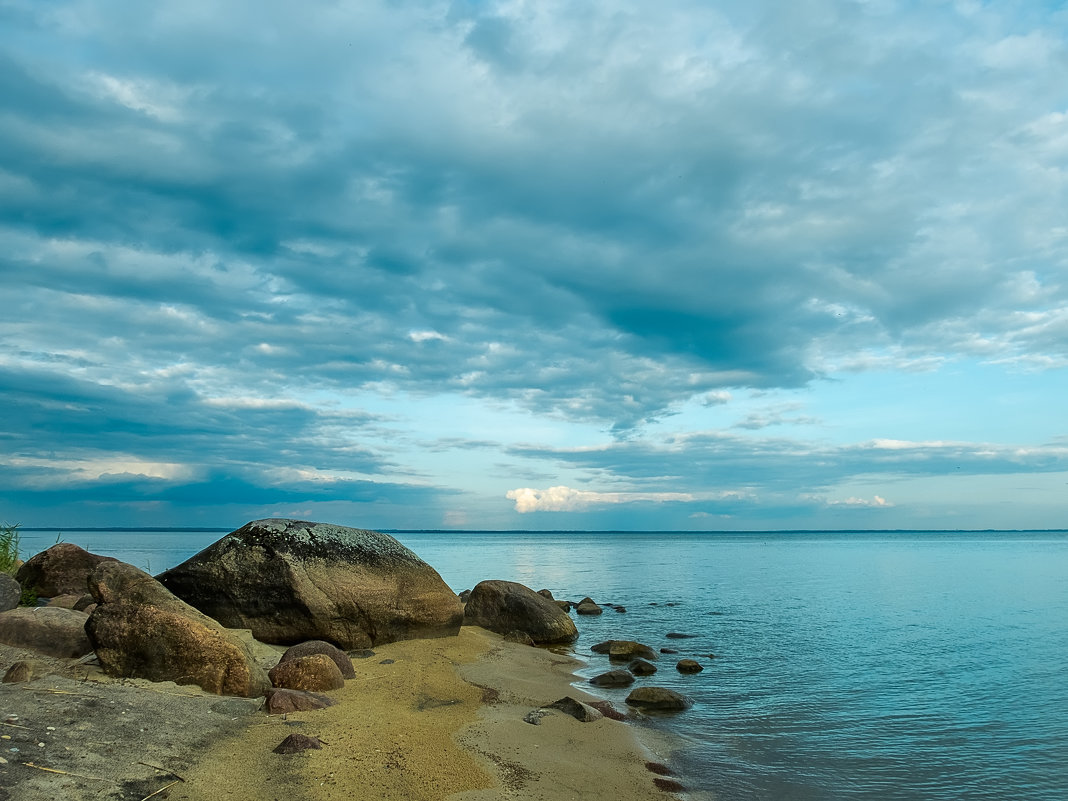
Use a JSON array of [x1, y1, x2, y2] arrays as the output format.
[[1, 519, 693, 800]]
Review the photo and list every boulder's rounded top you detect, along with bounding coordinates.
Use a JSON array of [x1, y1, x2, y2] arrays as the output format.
[[217, 518, 426, 567]]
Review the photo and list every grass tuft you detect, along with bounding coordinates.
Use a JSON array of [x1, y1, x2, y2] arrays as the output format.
[[0, 522, 21, 576]]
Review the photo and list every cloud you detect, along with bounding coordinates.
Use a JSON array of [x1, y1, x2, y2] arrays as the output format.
[[506, 486, 694, 513], [825, 495, 895, 509]]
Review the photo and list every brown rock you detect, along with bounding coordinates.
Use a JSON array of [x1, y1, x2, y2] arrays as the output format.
[[463, 580, 578, 644], [628, 658, 658, 676], [592, 640, 658, 662], [16, 543, 118, 597], [85, 561, 270, 697], [264, 688, 338, 714], [547, 696, 603, 722], [269, 654, 345, 692], [2, 659, 47, 683], [576, 599, 603, 615], [45, 593, 86, 609], [0, 607, 92, 657], [503, 629, 536, 646], [157, 519, 464, 649], [589, 669, 635, 688], [536, 589, 554, 600], [625, 686, 692, 711], [273, 733, 323, 754], [278, 640, 355, 679], [676, 659, 704, 674]]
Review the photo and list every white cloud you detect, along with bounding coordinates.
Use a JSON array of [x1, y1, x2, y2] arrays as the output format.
[[826, 495, 894, 508], [506, 485, 693, 513]]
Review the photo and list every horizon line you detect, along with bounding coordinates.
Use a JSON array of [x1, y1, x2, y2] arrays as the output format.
[[18, 526, 1068, 534]]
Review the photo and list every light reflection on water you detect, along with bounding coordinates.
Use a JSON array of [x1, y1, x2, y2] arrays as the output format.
[[21, 528, 1068, 801]]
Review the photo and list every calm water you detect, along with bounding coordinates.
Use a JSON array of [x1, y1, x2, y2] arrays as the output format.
[[19, 528, 1068, 801]]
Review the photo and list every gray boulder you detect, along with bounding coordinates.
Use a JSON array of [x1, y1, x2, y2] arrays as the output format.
[[85, 560, 270, 698], [156, 519, 463, 649], [591, 640, 658, 661], [0, 606, 93, 657], [0, 573, 20, 612], [16, 543, 117, 597], [463, 580, 578, 644]]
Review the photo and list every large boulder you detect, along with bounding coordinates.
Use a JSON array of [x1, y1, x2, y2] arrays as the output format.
[[0, 607, 93, 657], [625, 687, 692, 711], [463, 580, 578, 644], [0, 573, 20, 612], [85, 560, 270, 698], [16, 543, 118, 597], [268, 654, 345, 692], [156, 519, 463, 649]]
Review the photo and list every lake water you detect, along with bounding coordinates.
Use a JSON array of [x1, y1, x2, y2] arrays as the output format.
[[18, 528, 1068, 801]]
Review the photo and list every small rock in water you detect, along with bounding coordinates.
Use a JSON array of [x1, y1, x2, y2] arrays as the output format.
[[589, 669, 635, 688], [625, 687, 692, 711], [659, 648, 679, 655], [273, 733, 323, 754], [665, 632, 697, 639], [628, 658, 657, 676], [676, 659, 704, 674]]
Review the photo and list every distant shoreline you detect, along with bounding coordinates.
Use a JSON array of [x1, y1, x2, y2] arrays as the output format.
[[20, 526, 1068, 534]]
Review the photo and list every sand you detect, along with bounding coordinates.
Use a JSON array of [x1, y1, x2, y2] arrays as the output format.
[[1, 627, 682, 801]]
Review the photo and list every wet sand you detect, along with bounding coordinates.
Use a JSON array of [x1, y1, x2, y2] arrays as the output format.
[[1, 627, 681, 800]]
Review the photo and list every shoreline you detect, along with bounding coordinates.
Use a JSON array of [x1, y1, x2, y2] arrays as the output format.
[[1, 627, 688, 800]]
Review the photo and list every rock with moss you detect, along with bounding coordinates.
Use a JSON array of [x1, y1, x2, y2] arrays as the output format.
[[156, 519, 464, 649]]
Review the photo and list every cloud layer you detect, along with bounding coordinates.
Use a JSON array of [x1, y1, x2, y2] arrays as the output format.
[[1, 1, 1066, 528]]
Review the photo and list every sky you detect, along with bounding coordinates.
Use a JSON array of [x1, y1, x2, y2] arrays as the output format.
[[1, 0, 1067, 532]]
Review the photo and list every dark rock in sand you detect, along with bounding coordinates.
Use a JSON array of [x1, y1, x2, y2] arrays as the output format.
[[645, 761, 674, 776], [589, 669, 636, 688], [548, 696, 602, 722], [3, 659, 48, 683], [628, 658, 658, 676], [0, 607, 93, 657], [625, 686, 692, 711], [503, 629, 536, 646], [665, 632, 697, 639], [157, 518, 464, 649], [523, 708, 548, 725], [588, 699, 627, 721], [463, 580, 578, 644], [278, 640, 355, 679], [85, 560, 270, 698], [265, 688, 338, 714], [269, 654, 345, 692], [654, 777, 686, 792], [16, 544, 119, 598], [676, 659, 704, 674], [0, 573, 19, 612], [273, 733, 323, 754]]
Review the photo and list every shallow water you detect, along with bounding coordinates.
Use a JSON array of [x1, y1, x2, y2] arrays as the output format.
[[20, 528, 1068, 800]]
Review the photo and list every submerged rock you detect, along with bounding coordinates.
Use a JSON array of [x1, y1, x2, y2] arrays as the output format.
[[463, 580, 578, 644], [676, 659, 704, 674], [625, 686, 692, 711], [628, 658, 658, 676], [589, 669, 635, 688], [157, 519, 464, 649]]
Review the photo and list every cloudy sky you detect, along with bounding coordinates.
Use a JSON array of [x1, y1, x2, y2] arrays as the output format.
[[2, 0, 1067, 531]]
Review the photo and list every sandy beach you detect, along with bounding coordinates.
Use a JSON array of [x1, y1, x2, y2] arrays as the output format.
[[1, 627, 682, 801]]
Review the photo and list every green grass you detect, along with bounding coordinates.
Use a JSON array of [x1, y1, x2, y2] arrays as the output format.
[[0, 522, 20, 576]]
